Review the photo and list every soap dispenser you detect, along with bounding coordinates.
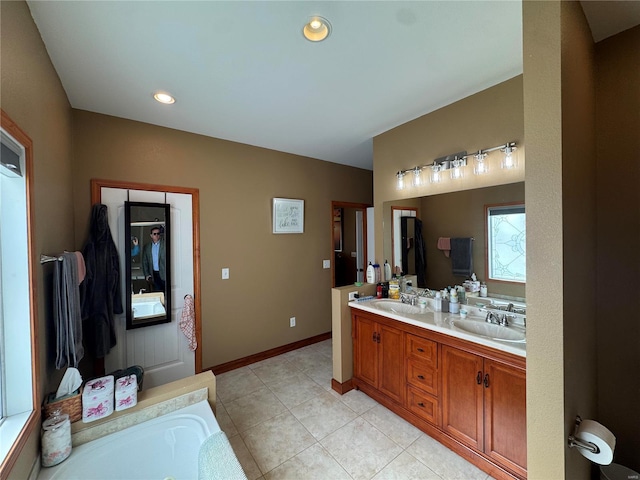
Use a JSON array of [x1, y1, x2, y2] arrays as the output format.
[[383, 260, 391, 282], [366, 262, 375, 284]]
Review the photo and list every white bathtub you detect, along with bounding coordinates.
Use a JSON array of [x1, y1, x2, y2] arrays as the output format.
[[38, 400, 221, 480]]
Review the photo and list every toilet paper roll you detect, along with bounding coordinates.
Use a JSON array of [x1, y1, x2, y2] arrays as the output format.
[[575, 419, 616, 465]]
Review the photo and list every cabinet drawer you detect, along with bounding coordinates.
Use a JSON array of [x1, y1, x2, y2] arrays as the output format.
[[406, 334, 437, 366], [406, 358, 438, 396], [407, 385, 439, 426]]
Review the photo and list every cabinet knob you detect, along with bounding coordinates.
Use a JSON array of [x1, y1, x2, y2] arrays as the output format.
[[484, 373, 490, 388], [477, 371, 482, 385], [417, 402, 425, 408], [372, 332, 377, 343], [417, 348, 425, 352], [417, 375, 425, 380]]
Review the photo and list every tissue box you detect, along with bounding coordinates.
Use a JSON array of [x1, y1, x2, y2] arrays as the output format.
[[82, 375, 114, 423], [115, 374, 138, 411], [43, 389, 82, 423]]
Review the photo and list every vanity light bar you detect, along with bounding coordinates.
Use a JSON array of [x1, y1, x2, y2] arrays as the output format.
[[396, 141, 517, 190]]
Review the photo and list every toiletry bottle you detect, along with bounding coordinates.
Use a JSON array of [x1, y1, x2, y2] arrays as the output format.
[[449, 289, 460, 313], [389, 277, 400, 299], [41, 409, 72, 467], [457, 285, 466, 305], [441, 290, 450, 313], [480, 282, 488, 297], [434, 291, 442, 312], [376, 283, 383, 299], [384, 260, 391, 282], [366, 262, 375, 284], [373, 263, 381, 283]]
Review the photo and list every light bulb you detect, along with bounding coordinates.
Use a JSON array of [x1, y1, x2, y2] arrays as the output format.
[[501, 144, 517, 169], [450, 159, 464, 180], [412, 168, 422, 187], [474, 152, 488, 175], [430, 165, 441, 184], [396, 172, 405, 190], [310, 19, 322, 30]]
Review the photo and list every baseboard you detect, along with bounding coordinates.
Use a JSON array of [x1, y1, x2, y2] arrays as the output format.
[[331, 378, 354, 395], [206, 332, 331, 375]]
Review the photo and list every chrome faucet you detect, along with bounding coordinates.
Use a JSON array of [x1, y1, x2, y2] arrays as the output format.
[[485, 311, 510, 327], [400, 293, 417, 305]]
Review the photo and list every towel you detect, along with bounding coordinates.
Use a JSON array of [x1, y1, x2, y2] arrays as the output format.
[[451, 237, 473, 277], [198, 431, 247, 480], [180, 294, 197, 351], [74, 251, 86, 284], [437, 237, 451, 257], [54, 252, 84, 369]]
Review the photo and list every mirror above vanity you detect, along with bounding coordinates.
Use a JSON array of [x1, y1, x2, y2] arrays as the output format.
[[383, 181, 526, 300], [125, 201, 171, 329]]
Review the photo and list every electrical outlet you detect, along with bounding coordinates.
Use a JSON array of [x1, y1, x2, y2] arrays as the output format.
[[348, 291, 358, 301], [289, 317, 296, 327], [322, 259, 330, 269], [221, 268, 229, 279]]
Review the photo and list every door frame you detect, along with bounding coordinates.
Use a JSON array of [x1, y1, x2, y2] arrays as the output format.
[[331, 201, 371, 288], [91, 179, 202, 373]]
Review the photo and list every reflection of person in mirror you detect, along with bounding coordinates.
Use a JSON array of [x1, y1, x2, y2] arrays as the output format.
[[131, 236, 140, 257], [142, 226, 166, 292]]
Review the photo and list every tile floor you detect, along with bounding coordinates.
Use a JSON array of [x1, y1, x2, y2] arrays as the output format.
[[215, 339, 495, 480]]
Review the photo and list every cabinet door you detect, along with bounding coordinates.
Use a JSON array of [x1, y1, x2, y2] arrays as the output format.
[[354, 315, 378, 387], [484, 359, 527, 477], [378, 323, 404, 404], [441, 345, 484, 451]]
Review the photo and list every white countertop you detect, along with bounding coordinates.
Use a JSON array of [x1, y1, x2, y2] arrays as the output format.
[[349, 298, 526, 358]]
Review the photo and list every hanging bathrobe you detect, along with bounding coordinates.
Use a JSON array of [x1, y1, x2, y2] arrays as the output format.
[[414, 218, 427, 288], [80, 204, 123, 358]]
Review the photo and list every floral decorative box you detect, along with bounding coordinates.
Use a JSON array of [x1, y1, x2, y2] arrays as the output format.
[[82, 375, 114, 423], [115, 374, 138, 412]]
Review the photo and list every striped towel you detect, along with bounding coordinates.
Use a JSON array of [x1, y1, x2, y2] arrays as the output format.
[[180, 294, 197, 351]]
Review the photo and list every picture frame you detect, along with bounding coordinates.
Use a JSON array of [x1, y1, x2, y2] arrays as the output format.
[[273, 198, 304, 234]]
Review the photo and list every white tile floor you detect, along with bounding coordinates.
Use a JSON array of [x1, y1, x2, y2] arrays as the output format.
[[215, 339, 494, 480]]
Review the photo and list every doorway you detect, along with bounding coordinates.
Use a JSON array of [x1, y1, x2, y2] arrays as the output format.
[[331, 201, 371, 287]]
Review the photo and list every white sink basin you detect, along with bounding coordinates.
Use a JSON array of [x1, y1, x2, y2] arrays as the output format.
[[372, 300, 431, 315], [451, 318, 525, 343]]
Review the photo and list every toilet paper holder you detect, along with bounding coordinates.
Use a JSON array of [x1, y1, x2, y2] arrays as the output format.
[[568, 415, 600, 454]]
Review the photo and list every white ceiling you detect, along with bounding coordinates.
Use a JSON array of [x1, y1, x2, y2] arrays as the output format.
[[26, 2, 639, 171]]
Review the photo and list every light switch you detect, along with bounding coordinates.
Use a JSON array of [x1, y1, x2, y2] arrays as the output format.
[[322, 259, 330, 269], [221, 268, 230, 280]]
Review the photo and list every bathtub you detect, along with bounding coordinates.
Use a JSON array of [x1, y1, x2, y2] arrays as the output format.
[[38, 400, 221, 480]]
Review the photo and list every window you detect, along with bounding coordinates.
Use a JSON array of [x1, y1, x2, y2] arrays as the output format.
[[0, 111, 38, 475], [486, 203, 526, 283]]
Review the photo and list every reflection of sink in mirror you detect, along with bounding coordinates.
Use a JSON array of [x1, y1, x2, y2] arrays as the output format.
[[373, 300, 431, 315], [132, 292, 166, 319], [450, 318, 525, 343]]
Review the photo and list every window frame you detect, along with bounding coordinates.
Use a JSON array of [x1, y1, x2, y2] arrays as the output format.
[[0, 110, 40, 477], [485, 201, 526, 284]]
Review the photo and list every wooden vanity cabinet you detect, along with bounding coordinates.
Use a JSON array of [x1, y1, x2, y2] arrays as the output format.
[[405, 334, 439, 426], [351, 308, 527, 480], [352, 313, 404, 404], [442, 345, 527, 478]]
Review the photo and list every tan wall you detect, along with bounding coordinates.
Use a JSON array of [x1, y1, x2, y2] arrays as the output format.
[[1, 1, 74, 477], [560, 2, 598, 477], [373, 76, 525, 268], [523, 2, 600, 478], [522, 2, 566, 477], [595, 25, 640, 472], [418, 182, 525, 295], [70, 111, 373, 369]]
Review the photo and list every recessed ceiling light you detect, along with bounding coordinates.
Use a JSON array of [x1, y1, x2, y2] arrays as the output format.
[[153, 92, 176, 104], [303, 16, 331, 42]]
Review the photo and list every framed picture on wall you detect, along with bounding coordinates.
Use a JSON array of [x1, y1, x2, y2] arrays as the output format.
[[273, 198, 304, 234]]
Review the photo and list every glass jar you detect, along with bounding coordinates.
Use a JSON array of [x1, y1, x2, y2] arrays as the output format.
[[41, 409, 72, 467]]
